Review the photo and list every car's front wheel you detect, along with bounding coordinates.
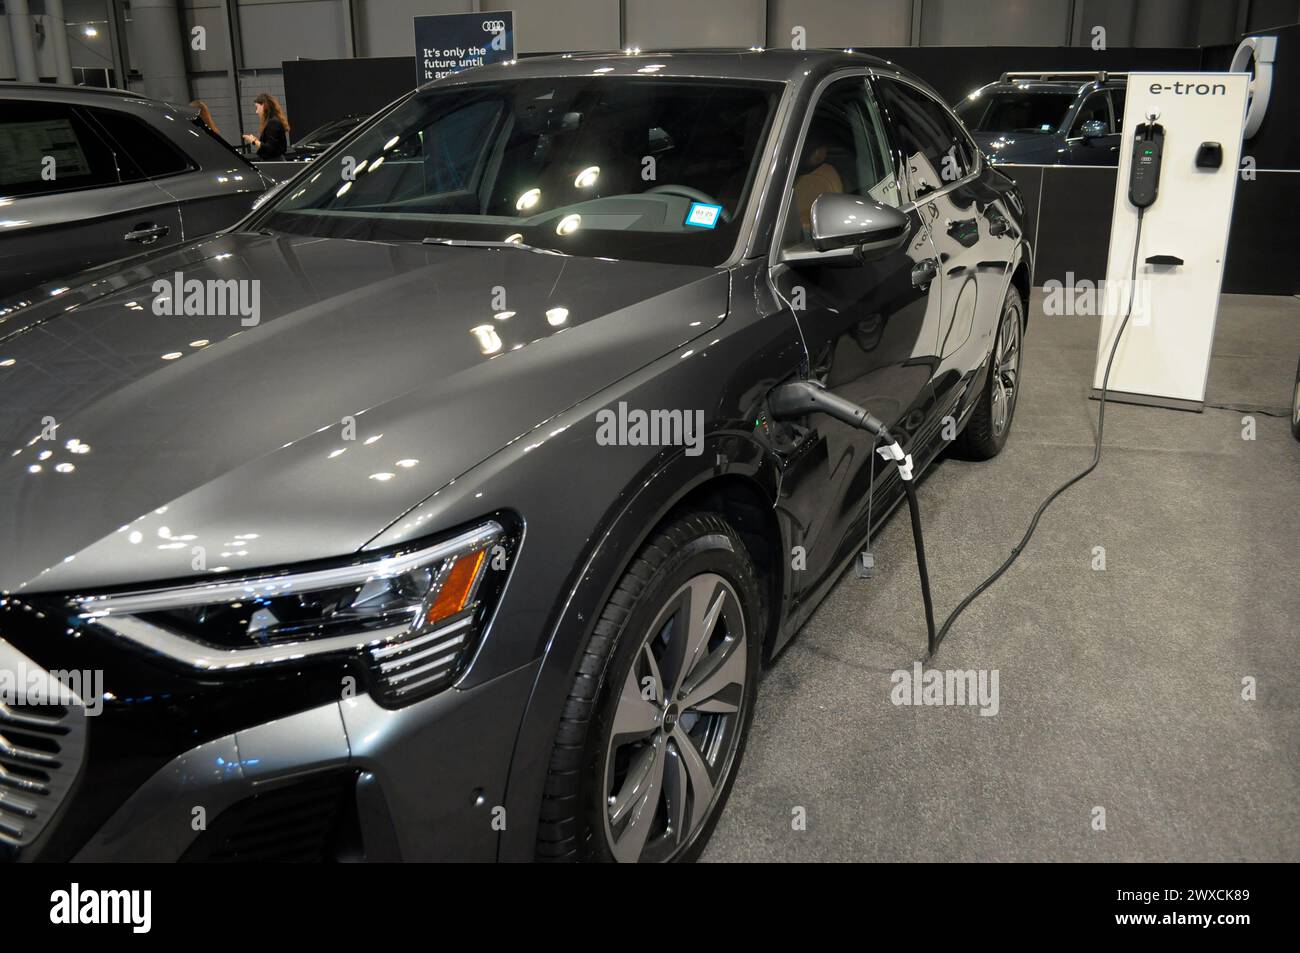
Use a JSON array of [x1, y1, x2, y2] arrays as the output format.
[[537, 512, 763, 862]]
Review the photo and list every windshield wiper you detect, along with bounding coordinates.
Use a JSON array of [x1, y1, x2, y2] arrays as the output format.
[[421, 237, 564, 255]]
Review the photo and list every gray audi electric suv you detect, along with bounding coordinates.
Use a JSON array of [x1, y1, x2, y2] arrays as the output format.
[[0, 83, 270, 299], [0, 50, 1030, 863]]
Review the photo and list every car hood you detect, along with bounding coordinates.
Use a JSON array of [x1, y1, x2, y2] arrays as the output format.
[[0, 231, 726, 594], [971, 131, 1062, 164]]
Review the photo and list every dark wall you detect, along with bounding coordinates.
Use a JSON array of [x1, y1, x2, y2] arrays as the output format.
[[283, 57, 416, 141], [1222, 171, 1298, 294], [997, 165, 1299, 295]]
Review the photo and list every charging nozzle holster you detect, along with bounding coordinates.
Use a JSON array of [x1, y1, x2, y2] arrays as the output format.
[[1129, 121, 1165, 209]]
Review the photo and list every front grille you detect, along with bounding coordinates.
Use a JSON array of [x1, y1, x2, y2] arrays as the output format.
[[0, 641, 89, 857], [365, 607, 477, 705], [180, 770, 359, 862]]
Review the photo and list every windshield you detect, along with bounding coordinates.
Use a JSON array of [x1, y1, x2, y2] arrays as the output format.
[[297, 117, 361, 147], [258, 76, 780, 266], [956, 90, 1076, 134]]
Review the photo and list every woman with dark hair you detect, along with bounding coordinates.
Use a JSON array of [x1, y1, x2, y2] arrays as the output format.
[[190, 100, 220, 135], [242, 92, 289, 160]]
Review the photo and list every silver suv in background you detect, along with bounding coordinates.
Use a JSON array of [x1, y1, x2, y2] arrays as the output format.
[[0, 84, 269, 299]]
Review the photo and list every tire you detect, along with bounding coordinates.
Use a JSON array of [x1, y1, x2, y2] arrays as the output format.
[[536, 512, 763, 862], [1291, 357, 1300, 442], [955, 283, 1024, 460]]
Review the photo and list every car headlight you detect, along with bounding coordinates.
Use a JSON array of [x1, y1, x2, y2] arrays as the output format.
[[72, 520, 512, 705]]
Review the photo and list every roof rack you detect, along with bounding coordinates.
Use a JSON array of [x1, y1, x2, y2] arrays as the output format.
[[999, 70, 1128, 84]]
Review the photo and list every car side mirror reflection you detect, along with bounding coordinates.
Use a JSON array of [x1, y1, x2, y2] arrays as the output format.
[[1080, 119, 1107, 140], [781, 194, 912, 268]]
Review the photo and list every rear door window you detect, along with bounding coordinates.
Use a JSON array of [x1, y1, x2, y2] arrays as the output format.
[[0, 101, 119, 197], [88, 107, 193, 180], [955, 90, 1074, 134], [1109, 88, 1126, 130], [874, 78, 974, 198]]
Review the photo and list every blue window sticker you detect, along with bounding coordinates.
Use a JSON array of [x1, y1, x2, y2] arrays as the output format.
[[684, 201, 723, 229]]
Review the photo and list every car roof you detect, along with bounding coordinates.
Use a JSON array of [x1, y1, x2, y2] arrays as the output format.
[[1, 81, 136, 101], [0, 81, 193, 114], [427, 48, 937, 96]]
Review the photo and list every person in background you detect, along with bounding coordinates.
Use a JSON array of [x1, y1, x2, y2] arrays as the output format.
[[190, 100, 220, 136], [242, 92, 289, 160]]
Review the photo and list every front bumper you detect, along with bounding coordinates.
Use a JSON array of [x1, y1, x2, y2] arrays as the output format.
[[0, 600, 537, 862]]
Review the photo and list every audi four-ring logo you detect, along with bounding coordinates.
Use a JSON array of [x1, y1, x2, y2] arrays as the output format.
[[483, 19, 506, 33]]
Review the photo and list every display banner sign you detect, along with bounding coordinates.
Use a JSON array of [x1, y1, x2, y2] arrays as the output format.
[[414, 11, 515, 85]]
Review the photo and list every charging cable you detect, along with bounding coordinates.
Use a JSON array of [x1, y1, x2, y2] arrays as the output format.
[[769, 205, 1148, 657], [926, 204, 1147, 654]]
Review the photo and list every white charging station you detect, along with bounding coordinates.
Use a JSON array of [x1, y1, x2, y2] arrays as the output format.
[[1091, 72, 1250, 411]]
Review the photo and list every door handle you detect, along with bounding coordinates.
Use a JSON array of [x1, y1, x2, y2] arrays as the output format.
[[911, 259, 938, 288], [124, 223, 169, 244]]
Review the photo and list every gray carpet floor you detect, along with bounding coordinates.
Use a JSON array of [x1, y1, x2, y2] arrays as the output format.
[[702, 291, 1300, 862]]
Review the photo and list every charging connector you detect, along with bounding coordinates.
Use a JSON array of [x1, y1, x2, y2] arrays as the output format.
[[767, 379, 937, 650], [1128, 120, 1164, 208], [768, 379, 893, 440]]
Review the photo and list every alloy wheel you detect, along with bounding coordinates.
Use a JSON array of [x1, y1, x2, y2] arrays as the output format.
[[991, 301, 1022, 437], [1292, 374, 1299, 431], [601, 572, 748, 862]]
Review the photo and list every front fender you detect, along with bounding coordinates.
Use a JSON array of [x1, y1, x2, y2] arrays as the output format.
[[496, 430, 785, 861], [362, 259, 804, 860]]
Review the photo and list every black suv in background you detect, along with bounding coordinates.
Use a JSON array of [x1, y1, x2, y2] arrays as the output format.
[[956, 71, 1127, 165], [0, 84, 269, 298], [282, 114, 366, 162]]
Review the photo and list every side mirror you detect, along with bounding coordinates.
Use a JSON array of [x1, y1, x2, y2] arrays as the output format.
[[1080, 119, 1107, 140], [782, 194, 912, 267]]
